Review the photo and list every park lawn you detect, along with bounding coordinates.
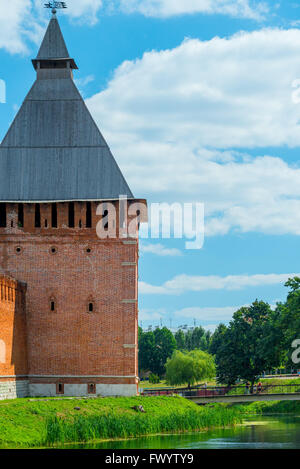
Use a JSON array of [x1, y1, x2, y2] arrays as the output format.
[[139, 377, 300, 390], [0, 395, 242, 448], [260, 377, 300, 386], [139, 379, 216, 389], [232, 400, 300, 414]]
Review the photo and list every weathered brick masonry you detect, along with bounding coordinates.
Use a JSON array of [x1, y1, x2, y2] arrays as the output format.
[[0, 202, 141, 397], [0, 12, 146, 398], [0, 275, 28, 399]]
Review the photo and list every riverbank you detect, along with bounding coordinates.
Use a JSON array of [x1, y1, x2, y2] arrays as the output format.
[[233, 400, 300, 414], [0, 395, 243, 448]]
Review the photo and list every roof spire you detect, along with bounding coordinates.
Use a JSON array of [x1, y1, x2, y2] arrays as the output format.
[[32, 5, 78, 71]]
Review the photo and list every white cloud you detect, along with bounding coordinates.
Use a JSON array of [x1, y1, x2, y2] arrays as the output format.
[[0, 0, 268, 55], [74, 75, 95, 96], [140, 242, 182, 256], [75, 75, 95, 87], [139, 272, 299, 295], [67, 0, 103, 25], [139, 308, 167, 321], [87, 29, 300, 150], [118, 0, 268, 20], [0, 0, 103, 54], [86, 29, 300, 236], [0, 0, 44, 54], [172, 305, 242, 322]]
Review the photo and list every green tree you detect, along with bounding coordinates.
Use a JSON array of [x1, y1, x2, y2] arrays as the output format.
[[205, 330, 212, 349], [191, 326, 207, 350], [215, 300, 282, 388], [166, 349, 215, 388], [152, 327, 177, 377], [138, 327, 177, 376], [138, 330, 155, 373], [209, 323, 228, 356], [175, 329, 185, 350], [184, 329, 193, 351], [276, 277, 300, 367]]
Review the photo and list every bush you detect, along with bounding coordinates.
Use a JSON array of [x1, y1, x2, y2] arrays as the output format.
[[149, 373, 160, 384]]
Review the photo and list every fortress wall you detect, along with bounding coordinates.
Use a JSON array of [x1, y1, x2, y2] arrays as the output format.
[[0, 275, 28, 399]]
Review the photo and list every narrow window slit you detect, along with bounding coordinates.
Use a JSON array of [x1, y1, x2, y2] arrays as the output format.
[[35, 204, 41, 228], [68, 202, 74, 228], [18, 204, 24, 227], [51, 203, 57, 228], [0, 204, 6, 228], [86, 202, 92, 228]]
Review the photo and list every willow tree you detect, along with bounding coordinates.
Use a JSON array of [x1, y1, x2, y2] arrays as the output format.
[[166, 350, 215, 388]]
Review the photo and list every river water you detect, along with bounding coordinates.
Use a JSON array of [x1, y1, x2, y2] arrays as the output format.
[[70, 415, 300, 449]]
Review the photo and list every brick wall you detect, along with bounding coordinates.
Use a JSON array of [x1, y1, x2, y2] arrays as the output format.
[[0, 201, 143, 397], [0, 275, 28, 376]]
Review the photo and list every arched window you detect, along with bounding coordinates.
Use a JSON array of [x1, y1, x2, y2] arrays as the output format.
[[88, 383, 96, 394], [87, 297, 95, 313], [56, 383, 64, 394], [50, 297, 56, 312]]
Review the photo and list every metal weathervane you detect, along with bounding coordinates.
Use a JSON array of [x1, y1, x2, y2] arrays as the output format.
[[44, 1, 67, 12]]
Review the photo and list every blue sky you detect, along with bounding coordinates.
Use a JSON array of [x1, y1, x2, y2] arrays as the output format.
[[1, 0, 300, 331]]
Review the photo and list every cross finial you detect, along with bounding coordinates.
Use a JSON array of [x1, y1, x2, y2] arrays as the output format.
[[44, 2, 67, 14]]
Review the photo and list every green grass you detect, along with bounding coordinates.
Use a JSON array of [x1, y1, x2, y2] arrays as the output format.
[[260, 378, 300, 386], [139, 377, 300, 390], [224, 377, 300, 396], [139, 379, 216, 389], [232, 400, 300, 415], [0, 396, 243, 448]]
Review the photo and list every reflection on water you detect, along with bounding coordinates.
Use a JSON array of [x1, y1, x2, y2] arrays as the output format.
[[69, 415, 300, 449]]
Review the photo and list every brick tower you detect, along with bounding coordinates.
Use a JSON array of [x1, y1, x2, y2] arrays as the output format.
[[0, 11, 146, 398]]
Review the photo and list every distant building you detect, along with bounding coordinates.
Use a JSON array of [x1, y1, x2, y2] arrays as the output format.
[[0, 11, 146, 399]]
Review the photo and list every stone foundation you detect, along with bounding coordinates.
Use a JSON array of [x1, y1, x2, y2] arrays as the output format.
[[29, 382, 137, 397], [0, 380, 29, 400]]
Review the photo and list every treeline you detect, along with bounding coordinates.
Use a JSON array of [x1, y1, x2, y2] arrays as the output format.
[[139, 276, 300, 384], [211, 276, 300, 386], [138, 325, 212, 377]]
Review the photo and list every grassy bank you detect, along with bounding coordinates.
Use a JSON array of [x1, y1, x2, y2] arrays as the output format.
[[139, 379, 217, 389], [233, 400, 300, 415], [260, 378, 300, 386], [0, 396, 243, 448]]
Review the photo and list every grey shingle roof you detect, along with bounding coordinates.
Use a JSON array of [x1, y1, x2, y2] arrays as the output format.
[[37, 15, 69, 59], [0, 15, 133, 202]]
